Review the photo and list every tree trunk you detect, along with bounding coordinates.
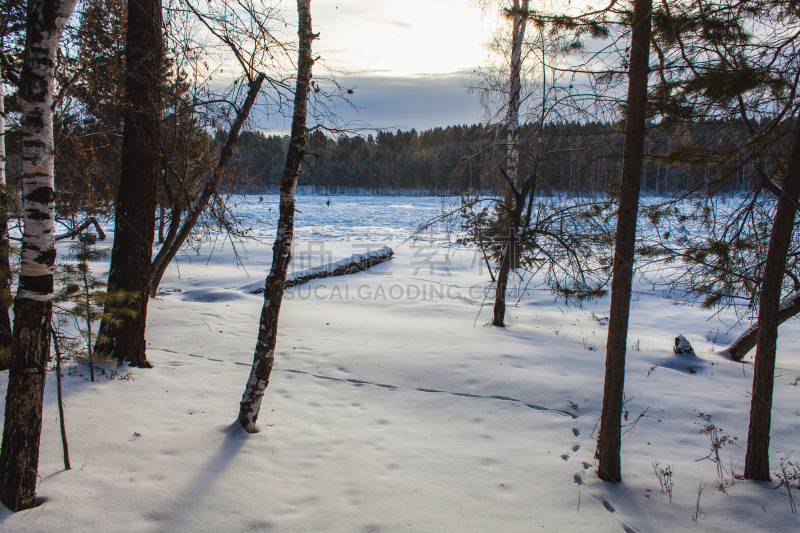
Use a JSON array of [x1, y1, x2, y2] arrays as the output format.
[[0, 0, 77, 511], [148, 73, 266, 296], [506, 0, 528, 189], [721, 290, 800, 362], [238, 0, 314, 433], [744, 118, 800, 481], [493, 222, 517, 327], [493, 0, 528, 327], [51, 329, 70, 470], [94, 0, 162, 367], [0, 64, 13, 369], [597, 0, 652, 484]]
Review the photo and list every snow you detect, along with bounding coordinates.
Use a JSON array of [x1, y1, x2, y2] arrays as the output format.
[[1, 195, 799, 531]]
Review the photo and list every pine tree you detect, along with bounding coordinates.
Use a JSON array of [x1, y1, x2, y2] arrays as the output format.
[[54, 232, 135, 381], [597, 0, 652, 483], [94, 0, 163, 367]]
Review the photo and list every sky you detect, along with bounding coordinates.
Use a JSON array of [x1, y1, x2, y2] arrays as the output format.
[[302, 0, 503, 132]]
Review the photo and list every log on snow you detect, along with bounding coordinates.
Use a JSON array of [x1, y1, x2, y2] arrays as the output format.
[[251, 246, 394, 293], [721, 289, 800, 362]]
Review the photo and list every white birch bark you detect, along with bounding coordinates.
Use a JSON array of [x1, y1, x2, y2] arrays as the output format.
[[238, 0, 314, 432], [0, 0, 78, 511], [506, 0, 528, 187], [17, 0, 77, 298], [494, 0, 528, 327]]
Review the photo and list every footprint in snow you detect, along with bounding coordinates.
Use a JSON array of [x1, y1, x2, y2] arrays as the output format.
[[572, 427, 580, 437], [573, 473, 583, 485], [600, 497, 616, 513]]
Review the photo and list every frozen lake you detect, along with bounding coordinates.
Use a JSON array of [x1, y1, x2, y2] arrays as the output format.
[[228, 194, 461, 241]]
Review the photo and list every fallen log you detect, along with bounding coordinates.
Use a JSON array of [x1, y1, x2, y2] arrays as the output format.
[[250, 246, 394, 293], [720, 290, 800, 361], [54, 217, 106, 241]]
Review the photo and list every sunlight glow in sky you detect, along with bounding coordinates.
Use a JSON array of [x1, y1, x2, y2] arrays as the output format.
[[314, 0, 500, 78], [306, 0, 503, 130], [262, 1, 592, 132]]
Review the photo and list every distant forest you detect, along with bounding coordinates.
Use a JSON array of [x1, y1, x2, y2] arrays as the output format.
[[224, 120, 769, 196]]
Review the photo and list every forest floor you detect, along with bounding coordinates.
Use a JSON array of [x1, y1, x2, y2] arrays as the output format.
[[1, 195, 799, 532]]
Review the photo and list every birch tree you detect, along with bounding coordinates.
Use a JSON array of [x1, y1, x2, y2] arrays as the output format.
[[493, 0, 528, 327], [505, 0, 527, 189], [0, 0, 78, 511], [239, 0, 315, 433]]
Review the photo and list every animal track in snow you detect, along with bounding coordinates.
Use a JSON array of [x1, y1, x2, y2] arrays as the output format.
[[599, 497, 616, 513], [150, 348, 577, 418]]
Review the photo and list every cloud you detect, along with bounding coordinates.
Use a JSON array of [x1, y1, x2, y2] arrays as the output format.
[[319, 72, 486, 132]]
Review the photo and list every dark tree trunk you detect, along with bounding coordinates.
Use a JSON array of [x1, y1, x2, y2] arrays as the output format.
[[597, 0, 652, 484], [0, 0, 77, 511], [51, 329, 70, 470], [95, 0, 162, 367], [744, 118, 800, 481], [148, 73, 266, 296], [493, 223, 517, 327], [238, 0, 314, 433], [492, 167, 529, 327], [723, 290, 800, 362]]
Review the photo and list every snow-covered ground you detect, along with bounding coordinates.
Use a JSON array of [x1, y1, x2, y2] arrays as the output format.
[[1, 195, 799, 532]]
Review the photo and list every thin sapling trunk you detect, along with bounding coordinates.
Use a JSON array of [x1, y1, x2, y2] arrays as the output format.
[[51, 328, 70, 470], [82, 266, 94, 381], [238, 0, 315, 433]]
